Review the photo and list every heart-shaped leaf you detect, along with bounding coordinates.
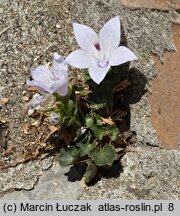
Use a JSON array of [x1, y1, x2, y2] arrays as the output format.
[[85, 115, 119, 141], [85, 117, 94, 128], [77, 142, 95, 157], [89, 145, 117, 166], [59, 146, 79, 167]]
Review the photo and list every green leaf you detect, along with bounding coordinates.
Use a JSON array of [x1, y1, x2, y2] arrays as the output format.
[[82, 162, 98, 184], [85, 121, 104, 140], [89, 145, 117, 166], [59, 146, 79, 167], [107, 125, 119, 141], [85, 117, 94, 128], [68, 100, 75, 114], [67, 116, 80, 126], [82, 69, 91, 82], [77, 142, 95, 157], [89, 103, 105, 111], [96, 129, 104, 140], [67, 116, 76, 126], [85, 114, 119, 141]]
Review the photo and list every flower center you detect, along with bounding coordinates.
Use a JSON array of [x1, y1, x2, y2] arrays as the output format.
[[93, 43, 109, 68], [97, 58, 109, 68]]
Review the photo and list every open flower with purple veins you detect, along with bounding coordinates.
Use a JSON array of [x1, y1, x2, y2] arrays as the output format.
[[66, 16, 138, 84], [27, 53, 69, 96]]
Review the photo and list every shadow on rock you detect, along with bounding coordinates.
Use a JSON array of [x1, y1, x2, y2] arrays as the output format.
[[64, 163, 87, 182], [112, 64, 148, 132], [64, 160, 124, 186]]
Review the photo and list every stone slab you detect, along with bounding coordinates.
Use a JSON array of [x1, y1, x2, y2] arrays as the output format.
[[79, 146, 180, 199], [1, 161, 84, 200], [0, 157, 53, 196]]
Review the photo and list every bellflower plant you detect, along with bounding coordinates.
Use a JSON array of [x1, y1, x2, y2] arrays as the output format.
[[27, 52, 69, 97], [66, 16, 137, 84], [26, 16, 139, 185]]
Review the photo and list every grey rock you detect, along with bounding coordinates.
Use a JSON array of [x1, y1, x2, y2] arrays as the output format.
[[0, 157, 53, 196], [1, 161, 84, 200], [130, 95, 159, 146], [79, 146, 180, 199]]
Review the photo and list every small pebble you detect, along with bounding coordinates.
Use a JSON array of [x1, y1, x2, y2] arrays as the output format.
[[2, 98, 10, 105]]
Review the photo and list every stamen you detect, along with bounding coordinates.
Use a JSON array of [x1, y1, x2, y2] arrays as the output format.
[[98, 60, 109, 68]]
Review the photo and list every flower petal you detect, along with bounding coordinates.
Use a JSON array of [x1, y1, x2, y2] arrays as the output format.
[[66, 49, 90, 69], [109, 46, 138, 66], [52, 78, 69, 97], [29, 94, 45, 108], [73, 23, 99, 53], [99, 16, 121, 57], [88, 63, 111, 84], [53, 52, 63, 62], [30, 65, 54, 87], [28, 108, 35, 116], [52, 52, 68, 79], [26, 79, 52, 93]]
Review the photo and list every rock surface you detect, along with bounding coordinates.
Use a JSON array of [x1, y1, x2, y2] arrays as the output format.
[[0, 157, 53, 196], [1, 161, 84, 200], [79, 146, 180, 199], [1, 146, 179, 200], [119, 0, 180, 10]]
